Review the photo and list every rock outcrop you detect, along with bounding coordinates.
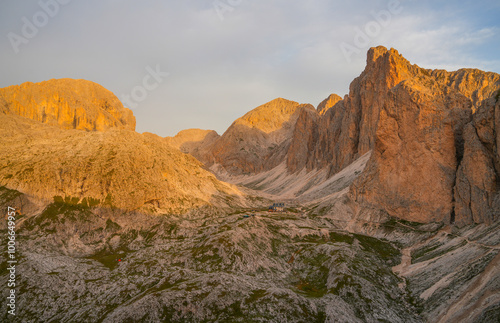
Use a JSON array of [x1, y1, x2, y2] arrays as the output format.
[[281, 47, 428, 178], [349, 47, 500, 224], [272, 47, 499, 225], [350, 79, 465, 223], [0, 78, 136, 131]]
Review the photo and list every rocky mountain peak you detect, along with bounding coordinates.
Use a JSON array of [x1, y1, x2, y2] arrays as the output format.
[[366, 45, 391, 63], [0, 78, 136, 131], [194, 98, 311, 176], [366, 46, 404, 64], [317, 94, 342, 115], [233, 97, 302, 134], [188, 46, 500, 227], [360, 46, 417, 91]]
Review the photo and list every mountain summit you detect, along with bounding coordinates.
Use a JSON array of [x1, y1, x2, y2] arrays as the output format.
[[0, 78, 136, 131], [233, 97, 302, 134], [196, 98, 313, 175]]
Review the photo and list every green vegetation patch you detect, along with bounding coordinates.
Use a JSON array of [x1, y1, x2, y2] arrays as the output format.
[[292, 252, 330, 298], [353, 234, 400, 261], [88, 249, 127, 270], [103, 194, 114, 207], [105, 219, 121, 232], [412, 240, 467, 264], [80, 197, 101, 208], [0, 186, 22, 203], [475, 303, 500, 323], [295, 281, 328, 298], [191, 243, 224, 269], [295, 234, 324, 243], [244, 289, 268, 304], [382, 217, 430, 233], [273, 214, 297, 220], [308, 205, 330, 217], [411, 242, 444, 264], [52, 195, 101, 209], [329, 231, 354, 244]]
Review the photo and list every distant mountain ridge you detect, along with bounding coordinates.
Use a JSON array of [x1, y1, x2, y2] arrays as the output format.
[[1, 46, 499, 226], [165, 128, 220, 161]]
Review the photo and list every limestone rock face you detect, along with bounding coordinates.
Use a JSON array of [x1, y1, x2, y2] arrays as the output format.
[[286, 105, 319, 173], [0, 78, 136, 131], [348, 47, 500, 224], [454, 98, 500, 226], [317, 47, 432, 175], [304, 47, 499, 178], [200, 98, 308, 175], [285, 47, 419, 179], [0, 114, 244, 214], [351, 81, 466, 223]]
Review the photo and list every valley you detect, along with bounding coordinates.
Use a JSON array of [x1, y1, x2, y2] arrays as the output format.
[[1, 183, 498, 322]]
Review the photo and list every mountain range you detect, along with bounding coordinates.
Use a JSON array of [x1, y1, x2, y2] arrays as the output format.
[[0, 46, 499, 322], [170, 46, 500, 227]]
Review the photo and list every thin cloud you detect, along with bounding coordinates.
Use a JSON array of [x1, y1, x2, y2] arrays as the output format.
[[0, 1, 498, 136]]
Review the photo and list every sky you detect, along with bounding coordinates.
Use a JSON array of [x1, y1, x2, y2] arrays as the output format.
[[1, 0, 499, 137]]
